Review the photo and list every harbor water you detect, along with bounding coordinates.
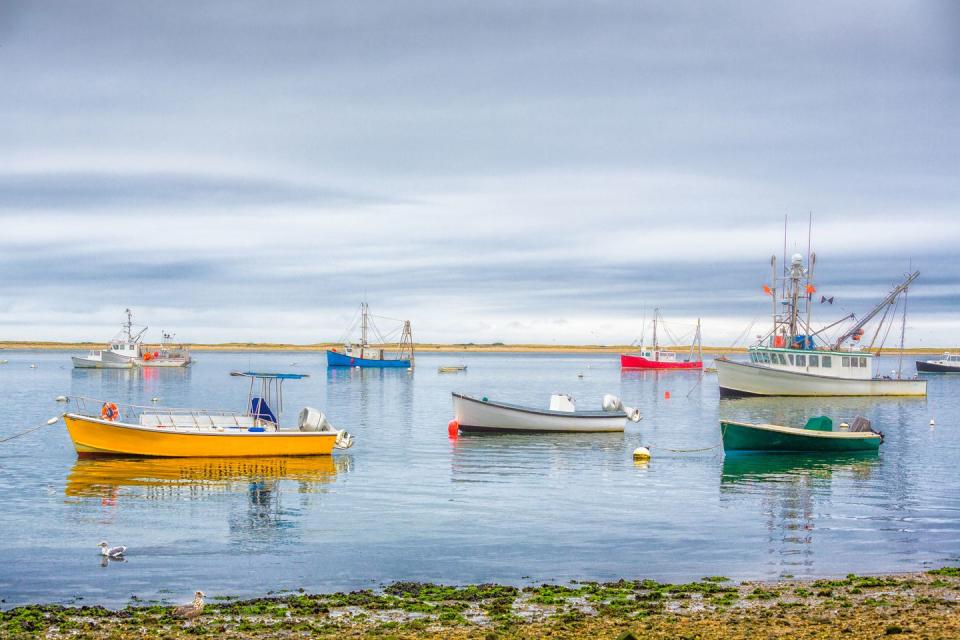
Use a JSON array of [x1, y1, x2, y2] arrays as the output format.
[[0, 350, 957, 606]]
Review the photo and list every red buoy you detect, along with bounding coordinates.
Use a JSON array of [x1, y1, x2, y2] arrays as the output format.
[[447, 419, 459, 437], [664, 391, 671, 400]]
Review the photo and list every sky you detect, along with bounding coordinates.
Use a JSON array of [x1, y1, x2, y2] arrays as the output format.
[[0, 1, 957, 346]]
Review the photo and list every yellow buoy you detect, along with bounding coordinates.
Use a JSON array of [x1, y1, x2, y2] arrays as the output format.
[[632, 446, 651, 461]]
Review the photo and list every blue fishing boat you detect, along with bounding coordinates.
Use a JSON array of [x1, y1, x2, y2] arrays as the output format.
[[326, 303, 415, 369]]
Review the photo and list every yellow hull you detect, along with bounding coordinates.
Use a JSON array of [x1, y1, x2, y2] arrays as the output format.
[[64, 414, 337, 457]]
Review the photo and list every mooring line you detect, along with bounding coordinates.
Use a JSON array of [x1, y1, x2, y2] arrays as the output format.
[[0, 415, 63, 443]]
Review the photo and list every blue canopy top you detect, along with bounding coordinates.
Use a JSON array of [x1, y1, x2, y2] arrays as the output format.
[[229, 371, 309, 380]]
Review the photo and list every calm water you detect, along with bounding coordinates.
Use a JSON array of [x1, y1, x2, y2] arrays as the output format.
[[0, 350, 957, 606]]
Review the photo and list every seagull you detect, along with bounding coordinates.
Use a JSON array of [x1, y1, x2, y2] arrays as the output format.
[[173, 591, 206, 619], [98, 541, 126, 559]]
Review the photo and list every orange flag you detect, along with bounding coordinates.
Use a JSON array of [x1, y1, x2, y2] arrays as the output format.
[[806, 284, 816, 294], [763, 285, 772, 296]]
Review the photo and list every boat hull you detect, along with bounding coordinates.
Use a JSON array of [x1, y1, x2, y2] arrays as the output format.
[[720, 420, 881, 452], [63, 414, 337, 457], [71, 354, 134, 369], [452, 393, 627, 433], [136, 358, 192, 368], [715, 358, 927, 397], [326, 350, 410, 368], [916, 360, 960, 373], [620, 354, 702, 370]]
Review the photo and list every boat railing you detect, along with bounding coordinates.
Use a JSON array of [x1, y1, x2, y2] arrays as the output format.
[[68, 396, 257, 432]]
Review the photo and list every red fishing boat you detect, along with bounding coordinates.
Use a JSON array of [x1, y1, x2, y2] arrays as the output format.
[[620, 309, 703, 370]]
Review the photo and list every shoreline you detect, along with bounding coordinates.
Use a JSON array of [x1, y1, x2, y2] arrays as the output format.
[[0, 341, 954, 356], [2, 569, 958, 638]]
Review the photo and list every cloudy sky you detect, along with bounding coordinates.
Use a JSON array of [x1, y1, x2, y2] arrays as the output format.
[[1, 1, 957, 345]]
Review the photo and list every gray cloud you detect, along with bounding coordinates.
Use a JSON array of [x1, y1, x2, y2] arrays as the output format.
[[0, 1, 956, 343]]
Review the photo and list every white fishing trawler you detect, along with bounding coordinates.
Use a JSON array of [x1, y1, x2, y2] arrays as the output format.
[[715, 241, 926, 397], [138, 331, 192, 368], [72, 310, 191, 369]]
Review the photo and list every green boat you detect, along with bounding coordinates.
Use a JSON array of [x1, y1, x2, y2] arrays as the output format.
[[720, 416, 882, 452]]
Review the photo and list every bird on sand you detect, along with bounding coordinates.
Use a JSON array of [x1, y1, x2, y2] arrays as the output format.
[[98, 542, 126, 559], [173, 591, 206, 619]]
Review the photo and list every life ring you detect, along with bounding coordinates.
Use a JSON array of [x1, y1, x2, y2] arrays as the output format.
[[100, 402, 120, 421]]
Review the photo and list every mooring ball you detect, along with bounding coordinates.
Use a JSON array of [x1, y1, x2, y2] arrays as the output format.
[[632, 446, 651, 460]]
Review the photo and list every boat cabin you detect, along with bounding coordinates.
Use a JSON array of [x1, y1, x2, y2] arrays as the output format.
[[748, 346, 874, 380], [638, 349, 680, 363], [342, 345, 386, 360]]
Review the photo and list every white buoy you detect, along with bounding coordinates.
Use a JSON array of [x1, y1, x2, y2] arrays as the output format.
[[633, 446, 651, 461], [151, 397, 160, 403], [930, 418, 935, 426], [55, 395, 68, 403], [577, 373, 584, 378]]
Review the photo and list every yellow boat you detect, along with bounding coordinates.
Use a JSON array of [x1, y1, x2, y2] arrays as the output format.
[[62, 371, 354, 458]]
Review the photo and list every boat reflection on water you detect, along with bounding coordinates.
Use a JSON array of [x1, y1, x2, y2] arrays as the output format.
[[449, 431, 626, 482], [721, 451, 880, 485], [721, 452, 880, 575], [65, 455, 352, 501]]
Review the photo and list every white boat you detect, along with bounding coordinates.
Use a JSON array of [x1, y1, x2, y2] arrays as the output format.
[[72, 310, 191, 369], [451, 392, 640, 433], [714, 358, 926, 396], [716, 228, 926, 397]]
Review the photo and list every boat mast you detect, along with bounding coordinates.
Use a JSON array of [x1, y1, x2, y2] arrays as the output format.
[[803, 252, 816, 341], [831, 271, 919, 350], [897, 281, 909, 379], [770, 255, 777, 345], [787, 254, 802, 342], [124, 308, 134, 342], [360, 302, 369, 348], [400, 320, 415, 365], [652, 308, 659, 358], [693, 318, 702, 363]]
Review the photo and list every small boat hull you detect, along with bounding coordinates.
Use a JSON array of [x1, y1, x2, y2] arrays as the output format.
[[64, 414, 337, 457], [620, 354, 702, 370], [720, 420, 881, 452], [715, 358, 927, 397], [326, 350, 410, 368], [452, 393, 627, 433], [916, 360, 960, 374]]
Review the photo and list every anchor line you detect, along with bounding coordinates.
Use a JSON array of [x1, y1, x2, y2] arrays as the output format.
[[0, 415, 63, 444]]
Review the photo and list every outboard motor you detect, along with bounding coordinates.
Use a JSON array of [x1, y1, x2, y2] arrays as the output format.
[[298, 407, 354, 449], [602, 394, 642, 422]]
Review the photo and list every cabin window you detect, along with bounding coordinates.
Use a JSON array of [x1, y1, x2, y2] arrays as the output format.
[[787, 354, 794, 365], [796, 355, 806, 366], [860, 357, 867, 367], [822, 356, 831, 368], [751, 352, 759, 363], [851, 357, 860, 368], [760, 352, 770, 363], [809, 355, 819, 367], [778, 354, 787, 364], [842, 356, 850, 367]]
